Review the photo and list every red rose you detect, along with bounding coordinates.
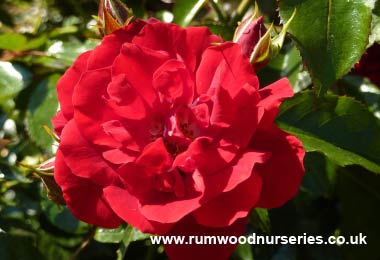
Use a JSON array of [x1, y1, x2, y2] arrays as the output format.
[[352, 42, 380, 86], [52, 18, 304, 260]]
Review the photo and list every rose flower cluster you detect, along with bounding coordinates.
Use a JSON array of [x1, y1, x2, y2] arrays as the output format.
[[52, 18, 305, 260]]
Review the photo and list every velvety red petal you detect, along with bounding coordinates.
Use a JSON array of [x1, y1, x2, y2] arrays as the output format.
[[106, 74, 148, 120], [103, 185, 174, 235], [201, 151, 269, 200], [101, 120, 140, 151], [139, 170, 205, 223], [210, 85, 236, 127], [174, 137, 237, 175], [153, 59, 194, 105], [51, 110, 68, 136], [133, 23, 221, 74], [136, 138, 172, 173], [55, 150, 122, 228], [164, 215, 248, 260], [179, 26, 222, 73], [59, 120, 119, 186], [257, 78, 294, 129], [196, 42, 259, 96], [250, 125, 305, 208], [57, 51, 91, 120], [72, 68, 121, 148], [86, 19, 148, 70], [193, 170, 262, 227], [112, 42, 169, 108]]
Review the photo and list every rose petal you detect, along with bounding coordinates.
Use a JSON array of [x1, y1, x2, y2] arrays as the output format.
[[153, 59, 194, 106], [250, 125, 305, 208], [103, 185, 174, 234], [86, 19, 148, 70], [196, 42, 259, 96], [59, 120, 118, 186], [257, 77, 294, 129], [51, 110, 68, 136], [106, 73, 151, 122], [73, 68, 121, 148], [55, 150, 122, 228], [57, 51, 91, 120], [139, 171, 205, 223], [193, 170, 262, 227], [112, 42, 169, 108]]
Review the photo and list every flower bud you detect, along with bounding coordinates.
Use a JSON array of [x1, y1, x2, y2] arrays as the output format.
[[97, 0, 133, 36], [234, 5, 296, 69], [38, 157, 66, 205], [233, 5, 267, 59]]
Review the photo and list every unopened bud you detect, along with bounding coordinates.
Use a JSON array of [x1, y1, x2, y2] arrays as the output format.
[[234, 5, 297, 69], [38, 157, 66, 205], [97, 0, 133, 36]]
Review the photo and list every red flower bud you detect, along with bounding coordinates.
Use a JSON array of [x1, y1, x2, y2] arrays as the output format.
[[234, 5, 296, 70], [233, 15, 267, 59]]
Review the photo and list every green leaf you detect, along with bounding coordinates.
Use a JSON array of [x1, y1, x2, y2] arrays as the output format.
[[0, 34, 28, 51], [95, 227, 125, 243], [231, 243, 254, 260], [26, 74, 60, 151], [46, 40, 99, 67], [300, 152, 336, 198], [277, 90, 380, 173], [279, 0, 373, 97], [337, 166, 380, 260], [0, 62, 32, 102], [95, 226, 150, 244], [340, 75, 380, 118], [40, 190, 88, 234], [249, 208, 271, 234], [116, 225, 134, 260], [0, 233, 43, 260], [173, 0, 207, 26], [0, 34, 46, 51]]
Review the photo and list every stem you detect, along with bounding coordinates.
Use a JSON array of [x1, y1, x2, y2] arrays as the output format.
[[208, 0, 227, 22], [231, 0, 252, 26], [116, 224, 134, 260], [70, 226, 96, 260]]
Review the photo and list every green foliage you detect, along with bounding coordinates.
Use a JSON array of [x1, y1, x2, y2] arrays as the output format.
[[279, 0, 373, 97], [26, 74, 60, 151], [173, 0, 208, 27], [0, 62, 31, 103], [277, 90, 380, 173]]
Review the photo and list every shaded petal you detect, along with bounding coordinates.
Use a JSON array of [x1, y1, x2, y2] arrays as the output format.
[[57, 51, 91, 120], [51, 110, 68, 136], [55, 150, 122, 228], [103, 186, 173, 234], [136, 138, 172, 173], [106, 74, 148, 121], [73, 67, 121, 147], [257, 78, 294, 129], [112, 42, 169, 108], [193, 170, 262, 227], [59, 120, 118, 186], [250, 125, 305, 208], [153, 59, 194, 105], [86, 19, 148, 70], [196, 42, 259, 96], [139, 171, 205, 223], [164, 215, 248, 260]]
